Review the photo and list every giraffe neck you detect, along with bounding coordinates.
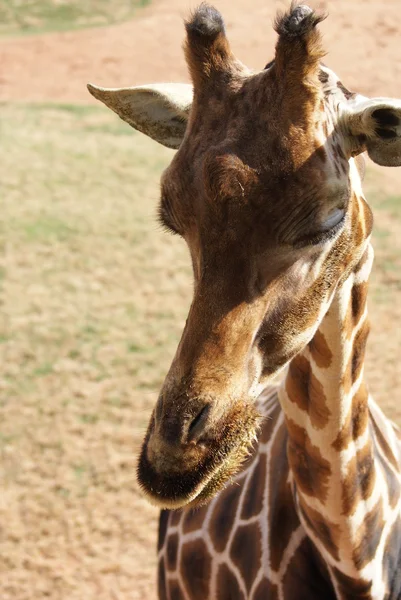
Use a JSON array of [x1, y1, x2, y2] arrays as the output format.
[[279, 241, 401, 597], [282, 241, 373, 474]]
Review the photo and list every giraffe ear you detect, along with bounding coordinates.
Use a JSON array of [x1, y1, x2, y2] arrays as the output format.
[[342, 97, 401, 166], [87, 83, 193, 149]]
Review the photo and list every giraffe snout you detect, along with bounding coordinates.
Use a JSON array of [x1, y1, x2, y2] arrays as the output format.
[[153, 394, 215, 447], [137, 395, 260, 508], [186, 403, 212, 443]]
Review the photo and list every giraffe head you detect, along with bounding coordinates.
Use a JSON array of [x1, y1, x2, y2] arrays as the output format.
[[89, 3, 401, 509]]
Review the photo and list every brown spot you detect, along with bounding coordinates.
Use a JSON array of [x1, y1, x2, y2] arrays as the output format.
[[315, 145, 327, 163], [353, 500, 385, 569], [351, 282, 368, 324], [169, 579, 186, 600], [286, 418, 331, 502], [158, 510, 170, 551], [268, 421, 300, 572], [370, 413, 400, 471], [170, 509, 182, 528], [318, 70, 329, 84], [241, 453, 266, 520], [166, 533, 179, 571], [209, 482, 240, 552], [182, 504, 209, 534], [308, 329, 332, 369], [299, 499, 340, 561], [362, 198, 374, 237], [332, 382, 369, 451], [337, 80, 355, 100], [216, 563, 245, 600], [283, 537, 337, 598], [351, 320, 370, 383], [336, 144, 346, 161], [252, 577, 279, 600], [342, 442, 376, 516], [332, 567, 371, 597], [158, 558, 167, 600], [286, 355, 331, 429], [382, 517, 401, 595], [342, 320, 370, 394], [181, 538, 211, 600], [230, 523, 262, 593]]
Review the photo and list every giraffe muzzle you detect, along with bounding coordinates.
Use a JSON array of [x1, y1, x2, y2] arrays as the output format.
[[137, 397, 260, 508]]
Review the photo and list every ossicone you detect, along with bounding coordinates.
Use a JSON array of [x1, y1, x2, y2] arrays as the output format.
[[185, 3, 225, 38], [184, 3, 239, 90], [274, 3, 326, 39], [273, 3, 327, 87]]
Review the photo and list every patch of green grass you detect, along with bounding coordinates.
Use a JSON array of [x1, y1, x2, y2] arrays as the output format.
[[72, 463, 88, 479], [0, 0, 150, 36], [373, 226, 391, 241], [378, 194, 401, 218], [79, 413, 99, 424], [32, 362, 54, 377], [55, 486, 70, 498], [127, 342, 145, 354], [25, 102, 100, 116], [22, 215, 78, 242], [0, 433, 15, 447]]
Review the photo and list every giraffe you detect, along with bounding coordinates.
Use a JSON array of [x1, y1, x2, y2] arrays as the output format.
[[87, 3, 401, 598]]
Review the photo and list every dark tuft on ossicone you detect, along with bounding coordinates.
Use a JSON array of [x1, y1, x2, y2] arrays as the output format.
[[185, 3, 225, 38], [274, 3, 326, 38]]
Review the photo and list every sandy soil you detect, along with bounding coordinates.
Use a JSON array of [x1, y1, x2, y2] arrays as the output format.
[[2, 0, 401, 103], [2, 1, 401, 599]]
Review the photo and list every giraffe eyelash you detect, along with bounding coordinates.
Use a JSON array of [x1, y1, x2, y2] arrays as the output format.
[[293, 211, 346, 249], [158, 202, 182, 236]]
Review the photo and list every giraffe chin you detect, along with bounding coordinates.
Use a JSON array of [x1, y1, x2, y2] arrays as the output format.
[[137, 456, 236, 510], [137, 401, 261, 510]]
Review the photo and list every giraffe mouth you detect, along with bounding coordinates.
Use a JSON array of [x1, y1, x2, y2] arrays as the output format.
[[137, 401, 260, 509]]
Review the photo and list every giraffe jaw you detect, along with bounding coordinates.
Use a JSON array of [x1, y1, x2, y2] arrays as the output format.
[[137, 401, 260, 509], [137, 457, 230, 510], [138, 440, 254, 510]]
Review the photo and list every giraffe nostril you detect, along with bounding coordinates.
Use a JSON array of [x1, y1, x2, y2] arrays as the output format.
[[187, 404, 211, 443]]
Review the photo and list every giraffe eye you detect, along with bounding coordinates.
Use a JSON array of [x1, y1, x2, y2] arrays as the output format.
[[293, 208, 346, 249], [320, 208, 345, 232]]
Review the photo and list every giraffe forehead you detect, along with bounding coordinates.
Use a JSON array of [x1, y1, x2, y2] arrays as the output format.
[[187, 63, 346, 142], [176, 76, 350, 202]]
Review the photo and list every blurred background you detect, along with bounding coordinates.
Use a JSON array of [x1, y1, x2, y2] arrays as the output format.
[[1, 1, 401, 598]]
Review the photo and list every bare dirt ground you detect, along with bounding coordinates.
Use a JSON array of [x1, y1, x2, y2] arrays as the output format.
[[2, 0, 401, 102], [2, 1, 401, 599]]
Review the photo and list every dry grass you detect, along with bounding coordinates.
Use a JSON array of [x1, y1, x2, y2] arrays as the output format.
[[0, 0, 149, 36], [1, 103, 401, 599], [1, 103, 191, 599]]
